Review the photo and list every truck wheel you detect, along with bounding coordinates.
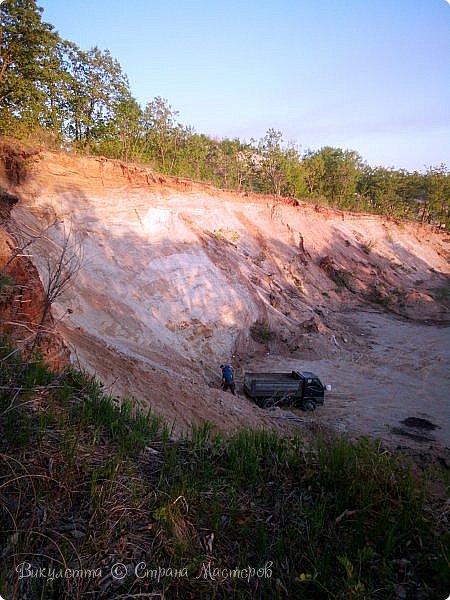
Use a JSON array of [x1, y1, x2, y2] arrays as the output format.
[[264, 398, 276, 409], [303, 401, 315, 411]]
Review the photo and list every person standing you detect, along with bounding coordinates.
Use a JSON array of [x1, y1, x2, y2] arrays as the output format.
[[220, 364, 235, 395]]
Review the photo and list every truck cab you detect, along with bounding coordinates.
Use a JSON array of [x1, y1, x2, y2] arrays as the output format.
[[297, 371, 325, 410]]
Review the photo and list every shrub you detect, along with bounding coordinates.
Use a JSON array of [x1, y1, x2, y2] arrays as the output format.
[[250, 319, 275, 342]]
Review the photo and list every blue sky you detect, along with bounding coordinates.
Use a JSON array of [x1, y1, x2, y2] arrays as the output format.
[[39, 0, 449, 172]]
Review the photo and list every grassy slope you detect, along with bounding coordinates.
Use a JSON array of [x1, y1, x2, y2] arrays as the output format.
[[0, 344, 448, 599]]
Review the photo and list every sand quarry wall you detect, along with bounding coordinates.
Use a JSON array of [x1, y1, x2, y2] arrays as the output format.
[[0, 141, 448, 433]]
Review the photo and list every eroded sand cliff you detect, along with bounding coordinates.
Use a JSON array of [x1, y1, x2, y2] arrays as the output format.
[[1, 141, 448, 448]]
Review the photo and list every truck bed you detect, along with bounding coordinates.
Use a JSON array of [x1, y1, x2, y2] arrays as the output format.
[[244, 371, 302, 399]]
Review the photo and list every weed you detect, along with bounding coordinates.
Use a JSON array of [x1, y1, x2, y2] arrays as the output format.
[[293, 275, 304, 291], [225, 429, 288, 487], [250, 319, 275, 343], [90, 453, 124, 515], [161, 419, 175, 446], [366, 285, 393, 306], [390, 260, 413, 274], [254, 246, 268, 266], [337, 555, 366, 598], [190, 421, 213, 464], [360, 238, 376, 254], [211, 228, 240, 246], [4, 408, 33, 446]]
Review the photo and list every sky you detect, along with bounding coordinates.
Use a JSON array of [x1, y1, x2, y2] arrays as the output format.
[[38, 0, 450, 172]]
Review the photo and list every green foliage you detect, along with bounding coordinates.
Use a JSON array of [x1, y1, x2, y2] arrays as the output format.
[[79, 385, 163, 455], [357, 165, 417, 218], [303, 146, 362, 209], [250, 319, 275, 343], [141, 96, 186, 172], [225, 428, 288, 486], [254, 129, 288, 196], [0, 340, 53, 393], [422, 164, 450, 228], [97, 93, 144, 161], [0, 0, 59, 135], [62, 42, 130, 149], [1, 1, 448, 227], [0, 340, 53, 446]]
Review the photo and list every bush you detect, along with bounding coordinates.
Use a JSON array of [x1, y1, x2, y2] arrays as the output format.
[[250, 319, 275, 342]]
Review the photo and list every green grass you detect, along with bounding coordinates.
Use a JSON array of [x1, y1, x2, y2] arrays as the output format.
[[0, 343, 448, 599]]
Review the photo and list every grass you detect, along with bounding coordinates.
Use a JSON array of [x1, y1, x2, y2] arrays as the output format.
[[0, 342, 448, 599], [293, 275, 304, 291]]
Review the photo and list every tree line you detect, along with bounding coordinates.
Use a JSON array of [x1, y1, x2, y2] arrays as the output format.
[[0, 0, 448, 227]]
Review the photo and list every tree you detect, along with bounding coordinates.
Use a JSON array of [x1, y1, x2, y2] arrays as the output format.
[[62, 42, 130, 148], [423, 164, 449, 228], [303, 147, 361, 208], [357, 166, 417, 217], [142, 96, 185, 171], [256, 129, 287, 196], [214, 138, 253, 190], [0, 0, 60, 135], [302, 149, 325, 196], [281, 145, 307, 198], [177, 131, 213, 180], [96, 93, 144, 161]]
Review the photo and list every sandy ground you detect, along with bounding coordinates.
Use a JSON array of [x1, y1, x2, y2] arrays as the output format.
[[240, 310, 450, 450], [2, 146, 449, 451]]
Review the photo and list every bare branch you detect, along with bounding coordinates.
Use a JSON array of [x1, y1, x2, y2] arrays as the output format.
[[31, 222, 84, 350]]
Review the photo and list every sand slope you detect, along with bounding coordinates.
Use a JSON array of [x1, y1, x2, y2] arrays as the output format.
[[1, 145, 449, 447]]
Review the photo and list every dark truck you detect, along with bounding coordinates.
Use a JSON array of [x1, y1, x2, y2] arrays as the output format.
[[243, 370, 325, 410]]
